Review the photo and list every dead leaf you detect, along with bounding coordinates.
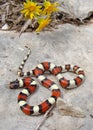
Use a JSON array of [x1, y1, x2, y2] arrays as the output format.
[[56, 97, 86, 118]]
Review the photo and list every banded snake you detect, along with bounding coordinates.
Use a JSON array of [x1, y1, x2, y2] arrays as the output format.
[[9, 48, 85, 115]]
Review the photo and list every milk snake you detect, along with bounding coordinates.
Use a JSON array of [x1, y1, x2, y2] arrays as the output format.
[[9, 48, 85, 116]]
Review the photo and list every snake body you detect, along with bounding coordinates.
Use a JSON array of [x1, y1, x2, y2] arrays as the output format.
[[9, 49, 85, 115]]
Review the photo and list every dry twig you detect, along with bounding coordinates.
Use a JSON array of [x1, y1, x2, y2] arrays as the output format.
[[35, 103, 56, 130]]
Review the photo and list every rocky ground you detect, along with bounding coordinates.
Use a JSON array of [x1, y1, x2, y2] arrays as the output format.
[[0, 0, 93, 130], [0, 23, 93, 130]]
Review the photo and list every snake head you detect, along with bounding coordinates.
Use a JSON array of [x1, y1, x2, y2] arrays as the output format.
[[9, 79, 19, 89]]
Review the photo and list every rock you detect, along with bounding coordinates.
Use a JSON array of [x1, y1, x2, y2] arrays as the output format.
[[0, 23, 93, 130], [57, 0, 93, 20]]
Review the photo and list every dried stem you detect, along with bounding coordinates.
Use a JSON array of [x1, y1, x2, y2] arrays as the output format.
[[35, 103, 56, 130], [19, 19, 32, 36]]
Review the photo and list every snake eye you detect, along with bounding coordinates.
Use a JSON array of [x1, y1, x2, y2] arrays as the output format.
[[9, 79, 19, 89]]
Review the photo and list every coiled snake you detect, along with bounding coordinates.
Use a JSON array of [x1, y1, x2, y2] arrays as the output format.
[[9, 49, 85, 115]]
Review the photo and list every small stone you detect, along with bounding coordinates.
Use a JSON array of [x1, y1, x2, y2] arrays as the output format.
[[2, 23, 10, 30], [90, 114, 93, 118]]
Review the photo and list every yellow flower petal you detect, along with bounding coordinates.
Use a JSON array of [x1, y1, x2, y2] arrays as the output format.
[[21, 10, 26, 14], [30, 13, 34, 19], [43, 1, 59, 15], [21, 0, 42, 19], [25, 11, 29, 17], [36, 18, 51, 32]]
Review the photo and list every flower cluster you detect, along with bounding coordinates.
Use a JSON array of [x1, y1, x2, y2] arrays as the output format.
[[21, 0, 59, 32]]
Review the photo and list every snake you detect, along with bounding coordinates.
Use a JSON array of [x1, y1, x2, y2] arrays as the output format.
[[9, 48, 85, 116]]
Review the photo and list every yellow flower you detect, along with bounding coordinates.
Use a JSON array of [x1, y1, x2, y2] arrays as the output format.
[[36, 17, 51, 32], [21, 0, 42, 19], [43, 1, 59, 15]]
